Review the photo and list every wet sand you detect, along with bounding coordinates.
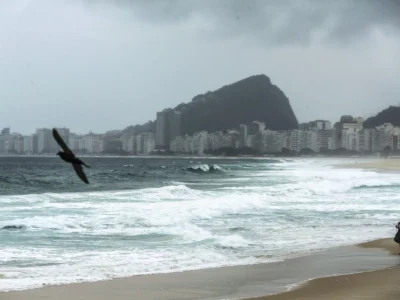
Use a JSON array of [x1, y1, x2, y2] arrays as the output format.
[[1, 238, 399, 300], [250, 238, 400, 300]]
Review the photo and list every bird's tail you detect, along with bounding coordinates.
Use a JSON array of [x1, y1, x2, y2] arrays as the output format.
[[84, 163, 91, 168]]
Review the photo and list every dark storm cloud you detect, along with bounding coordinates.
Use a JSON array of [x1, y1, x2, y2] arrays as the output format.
[[85, 0, 400, 44], [1, 0, 399, 134]]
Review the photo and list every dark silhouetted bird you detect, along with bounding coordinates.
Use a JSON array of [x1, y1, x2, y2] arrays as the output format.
[[52, 128, 90, 184]]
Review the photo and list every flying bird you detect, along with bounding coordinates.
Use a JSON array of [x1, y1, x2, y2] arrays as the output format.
[[52, 128, 90, 184]]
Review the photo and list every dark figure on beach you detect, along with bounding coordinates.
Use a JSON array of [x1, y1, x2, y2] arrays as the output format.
[[52, 128, 90, 184], [394, 222, 400, 254]]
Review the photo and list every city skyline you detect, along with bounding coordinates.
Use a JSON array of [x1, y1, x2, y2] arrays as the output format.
[[0, 105, 391, 137], [1, 111, 399, 156]]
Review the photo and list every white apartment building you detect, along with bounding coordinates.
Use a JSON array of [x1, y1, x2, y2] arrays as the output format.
[[183, 135, 193, 153], [23, 136, 33, 153], [69, 134, 79, 152], [192, 131, 208, 154], [246, 134, 256, 149], [170, 136, 185, 153], [289, 130, 301, 152], [142, 133, 155, 154], [376, 123, 393, 151], [264, 130, 281, 152]]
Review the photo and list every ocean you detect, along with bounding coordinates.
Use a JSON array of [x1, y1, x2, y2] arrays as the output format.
[[0, 156, 398, 292]]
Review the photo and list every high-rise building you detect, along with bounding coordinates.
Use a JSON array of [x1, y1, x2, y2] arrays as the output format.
[[289, 130, 301, 152], [142, 133, 155, 154], [310, 129, 334, 152], [334, 117, 363, 149], [191, 131, 208, 154], [69, 134, 80, 152], [15, 136, 24, 154], [136, 135, 143, 154], [155, 111, 167, 148], [309, 120, 332, 130], [155, 109, 181, 150], [393, 135, 399, 151], [298, 123, 309, 130], [168, 110, 181, 146], [254, 132, 265, 152], [36, 128, 53, 153], [82, 134, 102, 153], [183, 135, 193, 153], [36, 127, 69, 153], [23, 136, 33, 153], [376, 123, 393, 151], [0, 137, 5, 153], [121, 133, 133, 153], [127, 136, 136, 154], [247, 121, 265, 135], [103, 139, 122, 153], [1, 127, 10, 136], [340, 115, 355, 123], [0, 135, 17, 153], [239, 124, 247, 148], [56, 128, 70, 147], [170, 136, 185, 153], [264, 130, 281, 153], [32, 134, 38, 154], [280, 131, 291, 150]]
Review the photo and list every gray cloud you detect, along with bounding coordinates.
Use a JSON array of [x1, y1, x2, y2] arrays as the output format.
[[0, 0, 399, 134], [83, 0, 400, 45]]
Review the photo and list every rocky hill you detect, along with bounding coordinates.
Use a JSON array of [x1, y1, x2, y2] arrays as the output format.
[[124, 74, 298, 135], [363, 106, 400, 128]]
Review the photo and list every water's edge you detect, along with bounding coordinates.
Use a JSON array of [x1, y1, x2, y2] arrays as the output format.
[[2, 240, 398, 300]]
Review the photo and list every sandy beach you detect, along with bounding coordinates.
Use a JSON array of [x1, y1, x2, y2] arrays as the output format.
[[250, 267, 400, 300], [250, 238, 400, 300], [337, 157, 400, 171], [1, 238, 399, 300]]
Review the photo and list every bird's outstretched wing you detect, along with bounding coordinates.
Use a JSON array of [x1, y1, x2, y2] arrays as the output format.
[[72, 164, 89, 184], [52, 128, 73, 155]]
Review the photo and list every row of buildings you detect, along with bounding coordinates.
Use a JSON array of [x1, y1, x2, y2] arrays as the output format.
[[0, 107, 183, 155], [1, 114, 399, 155], [0, 128, 156, 155], [169, 116, 400, 155]]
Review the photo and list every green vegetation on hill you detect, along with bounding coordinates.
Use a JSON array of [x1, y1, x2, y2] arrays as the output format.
[[176, 74, 298, 135], [123, 74, 298, 135], [123, 121, 155, 136], [363, 106, 400, 128]]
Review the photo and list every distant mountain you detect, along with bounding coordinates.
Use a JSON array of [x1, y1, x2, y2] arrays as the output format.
[[123, 74, 298, 135], [363, 106, 400, 128], [175, 74, 298, 135]]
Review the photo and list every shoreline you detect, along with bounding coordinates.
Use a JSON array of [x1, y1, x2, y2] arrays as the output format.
[[335, 157, 400, 171], [2, 238, 399, 300], [248, 238, 400, 300], [248, 267, 400, 300]]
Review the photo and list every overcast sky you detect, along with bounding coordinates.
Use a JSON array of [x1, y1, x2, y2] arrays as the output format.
[[1, 0, 399, 134]]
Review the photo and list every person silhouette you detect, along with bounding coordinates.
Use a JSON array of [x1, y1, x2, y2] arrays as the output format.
[[394, 222, 400, 254]]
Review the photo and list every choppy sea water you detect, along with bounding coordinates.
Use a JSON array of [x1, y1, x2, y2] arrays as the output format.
[[0, 156, 399, 291]]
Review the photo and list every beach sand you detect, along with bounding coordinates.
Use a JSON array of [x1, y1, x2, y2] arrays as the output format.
[[1, 238, 399, 300], [249, 238, 400, 300], [337, 157, 400, 171]]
